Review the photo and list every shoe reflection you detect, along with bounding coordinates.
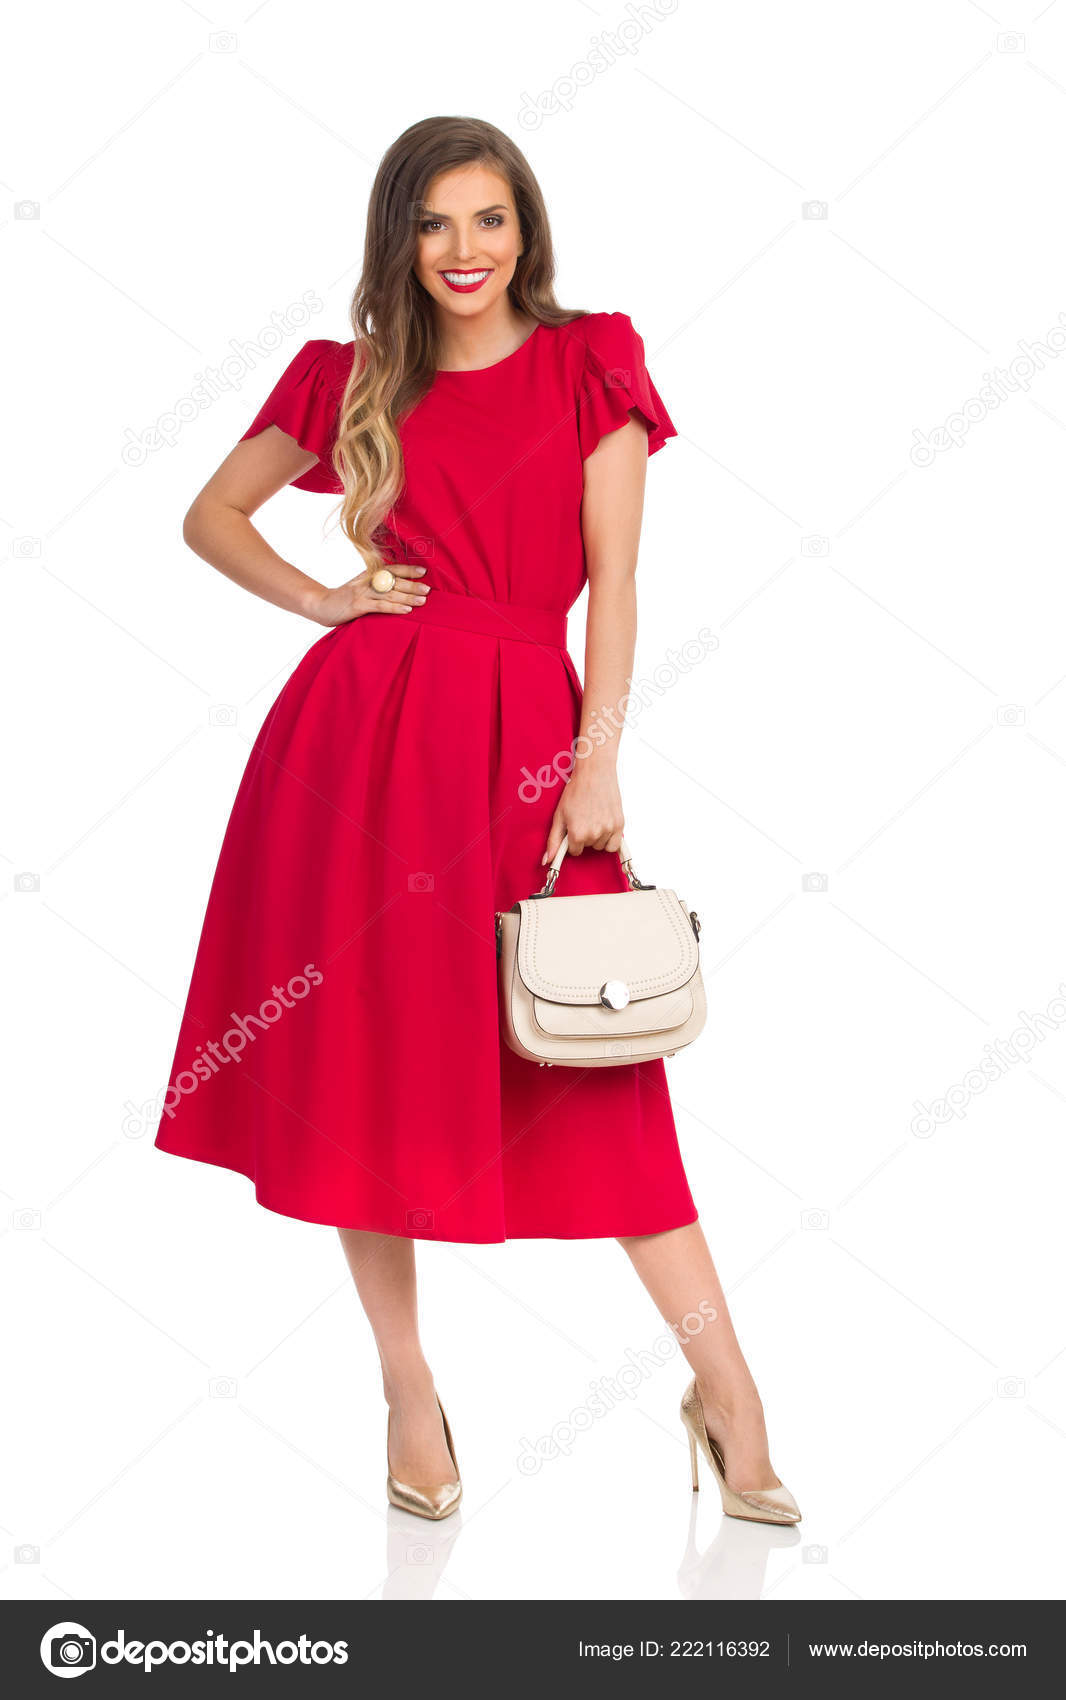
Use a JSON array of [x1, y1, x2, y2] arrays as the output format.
[[678, 1495, 801, 1600], [383, 1503, 464, 1600]]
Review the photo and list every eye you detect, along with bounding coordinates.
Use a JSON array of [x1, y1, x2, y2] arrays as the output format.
[[419, 218, 444, 233], [481, 214, 504, 228]]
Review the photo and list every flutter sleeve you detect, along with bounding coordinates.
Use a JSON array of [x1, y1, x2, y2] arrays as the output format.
[[239, 338, 350, 492], [575, 312, 678, 460]]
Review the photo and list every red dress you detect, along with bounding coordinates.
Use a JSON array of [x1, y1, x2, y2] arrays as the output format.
[[154, 312, 699, 1242]]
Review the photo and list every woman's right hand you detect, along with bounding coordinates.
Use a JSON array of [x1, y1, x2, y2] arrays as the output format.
[[306, 564, 430, 627]]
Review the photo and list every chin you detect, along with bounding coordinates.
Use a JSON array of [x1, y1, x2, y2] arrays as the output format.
[[438, 286, 507, 315]]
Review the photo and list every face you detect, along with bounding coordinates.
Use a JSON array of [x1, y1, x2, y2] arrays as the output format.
[[413, 163, 524, 320]]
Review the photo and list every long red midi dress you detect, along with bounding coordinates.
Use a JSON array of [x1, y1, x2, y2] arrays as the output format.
[[154, 310, 699, 1243]]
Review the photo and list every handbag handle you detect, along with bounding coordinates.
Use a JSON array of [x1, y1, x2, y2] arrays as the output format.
[[535, 832, 644, 897]]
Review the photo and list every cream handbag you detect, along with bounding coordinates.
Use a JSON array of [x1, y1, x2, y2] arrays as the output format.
[[495, 835, 706, 1067]]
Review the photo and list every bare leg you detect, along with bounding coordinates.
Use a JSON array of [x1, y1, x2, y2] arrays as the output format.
[[617, 1220, 780, 1492], [337, 1228, 457, 1484]]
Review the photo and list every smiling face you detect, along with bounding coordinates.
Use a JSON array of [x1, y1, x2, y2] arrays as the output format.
[[413, 162, 524, 321]]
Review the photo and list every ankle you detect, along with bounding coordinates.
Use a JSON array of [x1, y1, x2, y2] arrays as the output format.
[[695, 1374, 764, 1424], [381, 1357, 436, 1407]]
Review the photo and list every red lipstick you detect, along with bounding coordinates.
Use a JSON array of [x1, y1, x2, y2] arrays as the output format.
[[439, 269, 493, 294]]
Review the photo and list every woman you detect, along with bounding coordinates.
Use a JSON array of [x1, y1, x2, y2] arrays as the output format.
[[155, 116, 799, 1528]]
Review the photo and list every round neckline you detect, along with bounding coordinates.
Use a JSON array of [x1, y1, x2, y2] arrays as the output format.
[[434, 321, 543, 375]]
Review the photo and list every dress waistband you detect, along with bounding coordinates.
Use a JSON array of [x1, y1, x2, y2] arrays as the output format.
[[402, 587, 567, 649]]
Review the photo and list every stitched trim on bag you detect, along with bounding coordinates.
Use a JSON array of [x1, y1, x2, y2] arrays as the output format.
[[516, 888, 696, 999]]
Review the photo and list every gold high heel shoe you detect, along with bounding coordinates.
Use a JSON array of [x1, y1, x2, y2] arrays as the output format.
[[680, 1377, 801, 1525], [386, 1394, 462, 1521]]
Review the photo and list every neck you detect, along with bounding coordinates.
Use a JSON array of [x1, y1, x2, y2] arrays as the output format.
[[435, 303, 536, 371]]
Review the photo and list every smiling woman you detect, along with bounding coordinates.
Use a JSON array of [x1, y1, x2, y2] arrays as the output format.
[[154, 114, 800, 1529], [417, 185, 526, 317]]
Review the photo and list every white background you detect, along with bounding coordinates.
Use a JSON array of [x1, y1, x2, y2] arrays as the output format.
[[3, 0, 1066, 1604]]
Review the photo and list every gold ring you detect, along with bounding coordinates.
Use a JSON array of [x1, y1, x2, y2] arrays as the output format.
[[369, 568, 396, 596]]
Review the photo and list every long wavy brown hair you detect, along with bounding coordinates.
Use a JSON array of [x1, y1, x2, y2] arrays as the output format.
[[332, 116, 586, 572]]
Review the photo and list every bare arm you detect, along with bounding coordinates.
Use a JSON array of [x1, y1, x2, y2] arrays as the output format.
[[541, 415, 648, 862], [182, 423, 429, 625]]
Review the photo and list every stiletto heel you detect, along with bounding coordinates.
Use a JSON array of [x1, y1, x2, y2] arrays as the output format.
[[687, 1426, 700, 1490], [386, 1394, 463, 1521], [680, 1377, 800, 1525]]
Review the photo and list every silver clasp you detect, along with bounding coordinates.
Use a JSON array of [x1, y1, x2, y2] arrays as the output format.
[[536, 863, 561, 897]]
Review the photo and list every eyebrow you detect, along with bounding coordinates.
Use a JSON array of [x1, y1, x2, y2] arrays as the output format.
[[419, 204, 509, 219]]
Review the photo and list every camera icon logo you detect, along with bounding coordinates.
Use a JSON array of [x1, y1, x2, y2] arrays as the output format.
[[405, 1207, 434, 1231], [41, 1622, 96, 1677], [408, 872, 434, 893]]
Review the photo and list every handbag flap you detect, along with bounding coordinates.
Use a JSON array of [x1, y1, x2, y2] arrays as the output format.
[[533, 985, 694, 1037], [514, 887, 698, 1004]]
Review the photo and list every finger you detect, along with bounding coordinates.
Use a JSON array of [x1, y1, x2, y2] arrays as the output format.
[[363, 587, 428, 613], [353, 567, 428, 594], [541, 815, 565, 866]]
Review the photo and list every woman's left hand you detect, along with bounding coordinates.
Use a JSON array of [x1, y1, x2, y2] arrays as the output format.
[[541, 768, 624, 864]]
